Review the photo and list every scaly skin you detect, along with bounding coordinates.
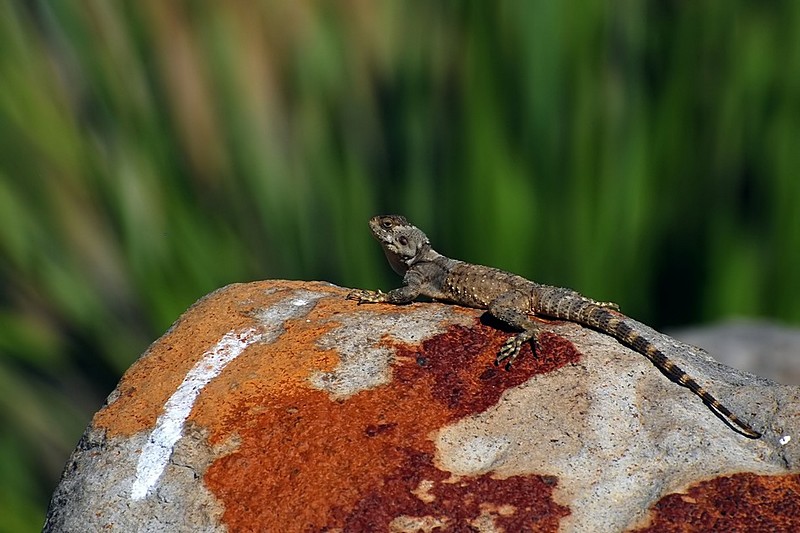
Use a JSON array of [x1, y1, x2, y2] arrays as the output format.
[[348, 214, 761, 439]]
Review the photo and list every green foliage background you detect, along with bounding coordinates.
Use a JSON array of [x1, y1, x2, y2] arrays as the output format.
[[1, 2, 799, 529]]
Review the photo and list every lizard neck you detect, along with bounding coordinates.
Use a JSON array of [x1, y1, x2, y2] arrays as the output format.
[[384, 245, 443, 276]]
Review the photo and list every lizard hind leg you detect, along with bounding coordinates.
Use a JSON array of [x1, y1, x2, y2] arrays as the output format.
[[489, 292, 541, 369]]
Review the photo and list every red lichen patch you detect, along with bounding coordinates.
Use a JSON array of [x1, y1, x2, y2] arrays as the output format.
[[397, 325, 581, 419], [204, 316, 574, 531], [633, 473, 800, 532], [536, 331, 583, 370], [337, 449, 568, 531], [92, 280, 341, 437]]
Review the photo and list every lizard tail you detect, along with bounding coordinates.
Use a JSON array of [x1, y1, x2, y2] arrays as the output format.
[[583, 306, 761, 439]]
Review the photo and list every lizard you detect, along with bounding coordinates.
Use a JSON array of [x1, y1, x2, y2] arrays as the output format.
[[347, 214, 761, 439]]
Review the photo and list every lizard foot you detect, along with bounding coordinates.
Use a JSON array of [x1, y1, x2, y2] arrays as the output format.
[[496, 328, 540, 369], [346, 289, 387, 304], [496, 335, 525, 369]]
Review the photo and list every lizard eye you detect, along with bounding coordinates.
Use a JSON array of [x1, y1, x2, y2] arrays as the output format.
[[398, 236, 408, 246], [381, 220, 393, 229]]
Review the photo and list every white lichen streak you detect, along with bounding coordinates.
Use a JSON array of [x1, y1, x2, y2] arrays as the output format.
[[130, 327, 261, 500]]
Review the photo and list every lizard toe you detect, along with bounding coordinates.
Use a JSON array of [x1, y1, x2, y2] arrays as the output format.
[[496, 337, 522, 368]]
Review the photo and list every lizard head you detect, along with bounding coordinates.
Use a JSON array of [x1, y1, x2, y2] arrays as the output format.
[[368, 215, 431, 275]]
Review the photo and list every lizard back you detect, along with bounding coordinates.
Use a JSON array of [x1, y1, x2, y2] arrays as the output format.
[[442, 260, 532, 308]]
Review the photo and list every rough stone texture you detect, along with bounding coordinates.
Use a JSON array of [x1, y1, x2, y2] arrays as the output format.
[[44, 281, 800, 532]]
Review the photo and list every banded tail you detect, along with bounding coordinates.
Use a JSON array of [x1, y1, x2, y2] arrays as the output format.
[[536, 289, 761, 438]]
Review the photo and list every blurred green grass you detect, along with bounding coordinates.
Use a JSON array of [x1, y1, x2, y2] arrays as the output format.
[[1, 2, 799, 530]]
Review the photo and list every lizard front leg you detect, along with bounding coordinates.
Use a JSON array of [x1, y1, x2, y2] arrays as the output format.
[[347, 285, 420, 304], [347, 270, 424, 305], [489, 291, 540, 369]]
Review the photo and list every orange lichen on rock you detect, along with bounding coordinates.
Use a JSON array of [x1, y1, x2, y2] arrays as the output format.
[[92, 281, 343, 437], [203, 300, 576, 531], [86, 280, 578, 530]]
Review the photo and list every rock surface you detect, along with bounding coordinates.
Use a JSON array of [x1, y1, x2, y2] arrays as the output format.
[[44, 281, 800, 532]]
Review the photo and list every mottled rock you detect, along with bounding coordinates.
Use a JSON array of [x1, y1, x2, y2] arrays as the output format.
[[44, 281, 800, 532]]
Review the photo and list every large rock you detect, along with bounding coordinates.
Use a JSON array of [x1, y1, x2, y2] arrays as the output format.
[[44, 281, 800, 532]]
